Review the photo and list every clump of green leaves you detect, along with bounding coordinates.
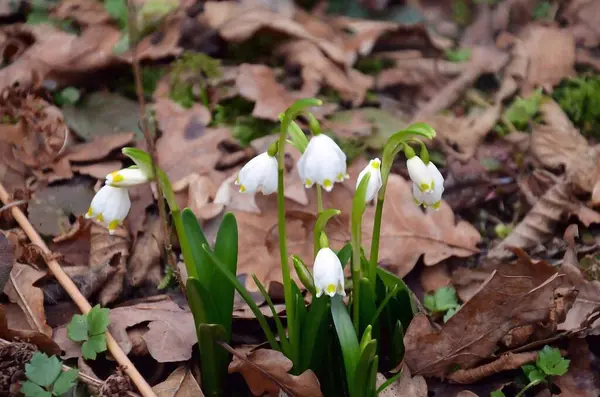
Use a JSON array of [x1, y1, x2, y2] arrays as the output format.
[[492, 346, 570, 397], [67, 305, 110, 360], [452, 0, 471, 26], [170, 53, 222, 108], [213, 97, 278, 146], [533, 1, 553, 20], [21, 352, 78, 397], [53, 87, 81, 107], [27, 0, 76, 33], [444, 48, 471, 63], [553, 75, 600, 138], [355, 57, 396, 76], [424, 286, 461, 323], [495, 89, 544, 135]]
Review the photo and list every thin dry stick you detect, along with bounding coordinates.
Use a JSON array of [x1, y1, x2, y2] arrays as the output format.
[[0, 183, 156, 397], [126, 0, 181, 288]]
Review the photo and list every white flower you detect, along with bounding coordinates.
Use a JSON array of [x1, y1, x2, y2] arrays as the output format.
[[356, 158, 382, 202], [85, 185, 131, 234], [407, 156, 434, 192], [297, 134, 348, 192], [235, 152, 278, 195], [105, 168, 150, 187], [313, 247, 345, 298], [412, 162, 444, 209]]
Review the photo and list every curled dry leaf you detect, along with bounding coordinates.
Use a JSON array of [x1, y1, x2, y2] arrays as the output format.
[[447, 351, 538, 384], [420, 264, 451, 294], [89, 222, 130, 306], [403, 248, 563, 378], [519, 24, 576, 94], [376, 363, 427, 397], [362, 175, 480, 278], [228, 347, 323, 397], [0, 304, 60, 356], [561, 0, 600, 48], [0, 233, 14, 293], [109, 299, 196, 363], [3, 263, 51, 336], [153, 366, 205, 397], [128, 215, 163, 287], [51, 0, 112, 26], [552, 339, 600, 397]]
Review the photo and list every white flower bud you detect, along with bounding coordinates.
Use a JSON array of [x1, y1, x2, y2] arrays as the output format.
[[235, 152, 278, 195], [407, 156, 434, 192], [105, 168, 150, 187], [85, 185, 131, 234], [313, 247, 345, 298], [412, 162, 444, 209], [356, 158, 382, 203], [297, 134, 348, 192]]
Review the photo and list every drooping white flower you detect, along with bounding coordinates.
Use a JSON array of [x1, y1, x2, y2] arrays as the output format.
[[313, 247, 345, 298], [105, 167, 150, 188], [412, 162, 444, 209], [85, 185, 131, 234], [235, 152, 278, 195], [297, 134, 348, 192], [407, 156, 434, 192], [356, 158, 382, 203]]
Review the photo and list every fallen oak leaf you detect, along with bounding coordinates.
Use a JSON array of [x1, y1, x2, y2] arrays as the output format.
[[223, 343, 323, 397], [376, 363, 427, 397], [0, 233, 14, 293], [447, 351, 538, 384], [153, 366, 205, 397], [553, 339, 600, 397], [0, 304, 61, 356], [403, 248, 563, 378], [362, 175, 480, 278]]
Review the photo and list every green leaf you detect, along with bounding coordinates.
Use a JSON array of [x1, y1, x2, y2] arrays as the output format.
[[180, 208, 210, 282], [196, 324, 227, 396], [103, 0, 128, 28], [358, 278, 377, 336], [20, 381, 52, 397], [55, 87, 80, 106], [81, 334, 107, 360], [443, 305, 460, 323], [536, 346, 570, 376], [503, 89, 543, 131], [87, 305, 110, 336], [313, 208, 341, 257], [444, 48, 471, 62], [522, 364, 546, 384], [330, 296, 360, 397], [25, 353, 62, 387], [354, 338, 377, 397], [67, 314, 88, 342], [337, 243, 352, 269], [52, 369, 78, 396], [424, 286, 459, 313], [490, 391, 506, 397], [213, 212, 238, 339], [299, 296, 330, 371], [287, 120, 309, 153]]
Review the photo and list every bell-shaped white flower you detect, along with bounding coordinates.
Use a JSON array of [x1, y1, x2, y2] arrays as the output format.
[[85, 185, 131, 234], [412, 162, 444, 209], [105, 167, 150, 187], [235, 152, 278, 195], [356, 158, 382, 202], [407, 156, 434, 192], [313, 247, 345, 298], [297, 134, 348, 192]]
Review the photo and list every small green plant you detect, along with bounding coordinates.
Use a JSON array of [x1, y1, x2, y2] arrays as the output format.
[[213, 97, 278, 146], [21, 352, 78, 397], [533, 1, 553, 20], [67, 304, 110, 360], [496, 89, 544, 135], [170, 53, 222, 108], [444, 48, 471, 63], [27, 0, 76, 33], [452, 0, 471, 26], [53, 87, 81, 107], [355, 57, 396, 75], [424, 286, 461, 323], [553, 75, 600, 138]]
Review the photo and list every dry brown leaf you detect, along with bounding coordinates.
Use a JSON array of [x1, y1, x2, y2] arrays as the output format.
[[0, 304, 60, 356], [451, 267, 492, 303], [128, 215, 163, 287], [127, 184, 155, 237], [0, 24, 120, 90], [558, 225, 600, 333], [447, 351, 538, 384], [362, 175, 480, 278], [48, 217, 90, 267], [52, 0, 112, 26], [519, 24, 576, 94], [421, 264, 451, 293], [171, 173, 219, 220], [376, 363, 427, 397], [119, 13, 183, 62], [0, 234, 14, 293], [3, 263, 51, 336], [109, 299, 196, 362], [153, 366, 205, 397], [487, 183, 600, 260], [72, 161, 123, 179], [202, 1, 348, 65], [278, 40, 371, 106], [65, 132, 134, 163], [404, 248, 563, 377], [562, 0, 600, 48], [89, 222, 130, 306], [228, 347, 323, 397], [553, 339, 600, 397]]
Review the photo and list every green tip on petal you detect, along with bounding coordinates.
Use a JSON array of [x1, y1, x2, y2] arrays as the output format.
[[323, 179, 332, 188], [326, 284, 336, 294]]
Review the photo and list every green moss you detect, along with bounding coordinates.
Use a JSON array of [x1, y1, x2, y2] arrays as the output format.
[[495, 89, 544, 135], [451, 0, 471, 27], [170, 53, 222, 109], [27, 0, 77, 33], [355, 57, 396, 76], [113, 66, 165, 99], [553, 75, 600, 138], [212, 97, 278, 146]]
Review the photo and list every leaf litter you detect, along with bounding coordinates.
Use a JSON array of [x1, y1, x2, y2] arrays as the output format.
[[2, 0, 600, 395]]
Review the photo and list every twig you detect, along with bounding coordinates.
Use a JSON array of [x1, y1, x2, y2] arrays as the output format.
[[0, 183, 156, 397], [446, 351, 538, 384], [126, 0, 182, 290], [0, 199, 27, 213]]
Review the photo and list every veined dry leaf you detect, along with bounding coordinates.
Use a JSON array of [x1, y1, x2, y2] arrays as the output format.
[[48, 217, 90, 267], [228, 347, 323, 397], [404, 248, 563, 377], [362, 175, 480, 278], [562, 0, 600, 48], [109, 299, 196, 362], [553, 339, 600, 396], [0, 24, 120, 91], [89, 222, 130, 306], [0, 304, 60, 356], [128, 215, 163, 287], [153, 366, 205, 397], [420, 264, 451, 293], [3, 263, 51, 336], [171, 173, 219, 220], [487, 183, 600, 260], [51, 0, 111, 25], [72, 161, 123, 179], [451, 267, 492, 303], [520, 24, 576, 94], [0, 234, 14, 293], [376, 364, 427, 397], [277, 40, 371, 106], [64, 132, 134, 163], [236, 64, 301, 121]]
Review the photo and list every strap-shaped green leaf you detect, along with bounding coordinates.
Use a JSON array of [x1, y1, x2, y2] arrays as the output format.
[[181, 208, 210, 281], [331, 296, 360, 397], [299, 296, 329, 371], [313, 208, 341, 257], [213, 212, 238, 339]]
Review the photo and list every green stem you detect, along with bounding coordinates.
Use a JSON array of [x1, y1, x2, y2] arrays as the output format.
[[368, 198, 384, 287], [351, 228, 361, 335], [277, 119, 296, 364], [316, 185, 323, 214]]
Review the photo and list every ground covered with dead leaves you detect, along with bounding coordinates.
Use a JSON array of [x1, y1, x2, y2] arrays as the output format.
[[1, 0, 600, 396]]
